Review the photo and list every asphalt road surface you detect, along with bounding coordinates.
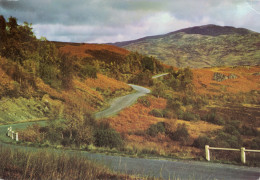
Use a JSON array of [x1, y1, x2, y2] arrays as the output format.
[[94, 84, 150, 119], [95, 73, 168, 119]]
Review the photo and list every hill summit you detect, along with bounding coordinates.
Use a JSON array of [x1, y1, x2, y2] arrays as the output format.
[[112, 24, 260, 68], [171, 24, 253, 36]]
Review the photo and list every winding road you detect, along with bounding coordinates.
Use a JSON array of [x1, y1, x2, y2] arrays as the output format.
[[1, 73, 260, 180], [95, 84, 150, 119], [95, 73, 168, 119]]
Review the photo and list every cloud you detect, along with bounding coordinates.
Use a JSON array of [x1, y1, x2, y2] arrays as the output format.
[[0, 0, 259, 43]]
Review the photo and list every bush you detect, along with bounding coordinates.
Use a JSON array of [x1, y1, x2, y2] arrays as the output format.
[[181, 111, 200, 121], [167, 98, 182, 111], [201, 110, 225, 125], [128, 71, 153, 86], [213, 131, 242, 148], [149, 109, 163, 118], [94, 128, 124, 149], [169, 123, 190, 143], [193, 136, 212, 148], [223, 125, 241, 137], [138, 96, 151, 107], [162, 109, 177, 119], [78, 63, 97, 79], [146, 122, 166, 137], [251, 137, 260, 149], [240, 125, 258, 136]]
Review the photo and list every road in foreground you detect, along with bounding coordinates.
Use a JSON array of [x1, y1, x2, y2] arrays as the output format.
[[0, 140, 259, 180]]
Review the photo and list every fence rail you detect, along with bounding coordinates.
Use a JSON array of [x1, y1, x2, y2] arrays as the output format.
[[205, 145, 260, 164]]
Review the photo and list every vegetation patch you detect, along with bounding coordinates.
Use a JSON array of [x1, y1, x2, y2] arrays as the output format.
[[0, 145, 130, 180]]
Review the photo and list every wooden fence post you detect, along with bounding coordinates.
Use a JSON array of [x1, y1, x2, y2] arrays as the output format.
[[16, 132, 19, 142], [11, 131, 14, 139], [205, 145, 210, 161], [7, 127, 10, 137], [241, 147, 246, 164]]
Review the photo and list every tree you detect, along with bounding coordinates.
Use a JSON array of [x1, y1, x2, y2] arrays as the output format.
[[152, 81, 166, 98], [0, 15, 7, 54], [59, 53, 74, 89], [141, 56, 155, 72], [4, 17, 23, 63], [7, 16, 18, 33]]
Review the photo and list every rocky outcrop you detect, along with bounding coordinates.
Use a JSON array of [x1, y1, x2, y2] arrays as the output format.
[[253, 72, 260, 76], [213, 72, 238, 82]]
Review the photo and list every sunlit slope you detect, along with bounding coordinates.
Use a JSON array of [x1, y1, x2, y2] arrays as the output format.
[[0, 57, 130, 124], [59, 43, 129, 58], [192, 66, 260, 94]]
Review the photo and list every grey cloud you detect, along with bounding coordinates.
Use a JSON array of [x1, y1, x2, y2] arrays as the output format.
[[0, 0, 259, 43]]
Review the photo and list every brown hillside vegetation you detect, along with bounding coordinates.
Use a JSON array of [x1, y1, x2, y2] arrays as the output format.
[[193, 66, 260, 94], [107, 96, 221, 136], [103, 66, 259, 160], [107, 96, 167, 132], [85, 74, 130, 92], [0, 56, 130, 123], [105, 95, 221, 157], [59, 44, 130, 58]]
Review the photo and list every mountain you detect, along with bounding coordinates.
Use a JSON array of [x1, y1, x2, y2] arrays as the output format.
[[111, 25, 260, 68]]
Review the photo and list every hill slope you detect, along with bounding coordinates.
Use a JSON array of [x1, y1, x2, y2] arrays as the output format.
[[112, 25, 260, 68]]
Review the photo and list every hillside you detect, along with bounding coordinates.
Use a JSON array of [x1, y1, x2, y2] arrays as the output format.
[[57, 42, 130, 57], [56, 42, 165, 82], [112, 25, 260, 68], [0, 15, 165, 127]]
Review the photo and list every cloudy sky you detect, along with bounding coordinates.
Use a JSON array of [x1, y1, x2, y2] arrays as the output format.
[[0, 0, 259, 43]]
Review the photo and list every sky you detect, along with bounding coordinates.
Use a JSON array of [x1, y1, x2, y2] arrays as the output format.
[[0, 0, 259, 43]]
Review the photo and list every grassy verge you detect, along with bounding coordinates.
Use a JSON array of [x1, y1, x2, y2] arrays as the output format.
[[0, 144, 134, 180]]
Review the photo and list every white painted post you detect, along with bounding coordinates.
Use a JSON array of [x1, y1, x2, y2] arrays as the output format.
[[16, 132, 18, 141], [7, 127, 10, 137], [205, 145, 210, 161], [8, 127, 12, 137], [11, 131, 14, 140], [241, 147, 246, 164]]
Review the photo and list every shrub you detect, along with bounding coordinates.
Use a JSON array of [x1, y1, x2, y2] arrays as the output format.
[[138, 96, 151, 107], [223, 125, 241, 137], [201, 110, 225, 125], [169, 123, 190, 143], [240, 125, 258, 136], [146, 122, 166, 137], [193, 136, 212, 148], [213, 131, 242, 148], [94, 128, 124, 149], [149, 109, 163, 118], [162, 109, 177, 119], [251, 137, 260, 149], [128, 71, 153, 86], [167, 98, 182, 111], [78, 63, 97, 79], [181, 111, 199, 121]]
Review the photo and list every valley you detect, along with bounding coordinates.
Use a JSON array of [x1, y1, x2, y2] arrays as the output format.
[[0, 15, 259, 179]]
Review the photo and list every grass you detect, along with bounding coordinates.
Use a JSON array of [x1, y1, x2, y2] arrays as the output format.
[[0, 144, 134, 180]]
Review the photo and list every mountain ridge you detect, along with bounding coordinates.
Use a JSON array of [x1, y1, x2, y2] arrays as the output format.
[[110, 24, 256, 47], [110, 24, 260, 68]]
